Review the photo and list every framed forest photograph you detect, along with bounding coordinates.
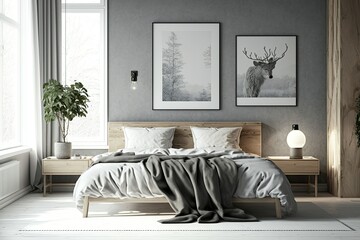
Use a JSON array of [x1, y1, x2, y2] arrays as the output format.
[[152, 22, 220, 110], [236, 36, 297, 106]]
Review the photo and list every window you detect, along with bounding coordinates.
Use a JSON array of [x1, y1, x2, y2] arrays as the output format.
[[65, 0, 103, 3], [62, 0, 107, 149], [0, 0, 21, 150]]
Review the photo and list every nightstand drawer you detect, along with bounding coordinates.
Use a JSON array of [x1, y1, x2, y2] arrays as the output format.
[[43, 160, 89, 174], [271, 160, 319, 174]]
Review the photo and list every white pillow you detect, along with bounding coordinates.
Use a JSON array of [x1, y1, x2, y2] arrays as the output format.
[[123, 127, 176, 149], [190, 127, 242, 149]]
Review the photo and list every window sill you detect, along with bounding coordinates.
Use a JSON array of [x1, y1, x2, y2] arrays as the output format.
[[0, 146, 32, 160]]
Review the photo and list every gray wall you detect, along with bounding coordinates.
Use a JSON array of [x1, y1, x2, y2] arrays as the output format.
[[107, 0, 327, 181]]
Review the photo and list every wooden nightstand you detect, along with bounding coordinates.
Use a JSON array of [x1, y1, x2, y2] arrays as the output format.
[[42, 156, 92, 196], [267, 156, 320, 197]]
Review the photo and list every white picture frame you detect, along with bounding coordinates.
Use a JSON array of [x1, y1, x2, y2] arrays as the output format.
[[153, 22, 220, 110]]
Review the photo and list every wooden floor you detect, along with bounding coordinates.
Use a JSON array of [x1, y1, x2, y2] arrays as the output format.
[[0, 192, 360, 240]]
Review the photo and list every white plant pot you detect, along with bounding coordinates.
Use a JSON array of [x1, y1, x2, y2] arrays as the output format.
[[54, 142, 72, 159]]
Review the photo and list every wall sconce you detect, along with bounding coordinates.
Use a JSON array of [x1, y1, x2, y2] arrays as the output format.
[[131, 70, 138, 90], [286, 124, 306, 159]]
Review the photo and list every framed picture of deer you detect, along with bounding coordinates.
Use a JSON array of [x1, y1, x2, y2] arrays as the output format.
[[236, 36, 297, 106], [152, 22, 220, 110]]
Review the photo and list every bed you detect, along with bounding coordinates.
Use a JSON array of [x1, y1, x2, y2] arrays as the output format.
[[74, 122, 297, 220]]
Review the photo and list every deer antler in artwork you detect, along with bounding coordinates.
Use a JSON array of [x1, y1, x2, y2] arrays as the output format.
[[242, 44, 288, 63]]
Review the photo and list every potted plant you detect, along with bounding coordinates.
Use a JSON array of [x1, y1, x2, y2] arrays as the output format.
[[43, 79, 90, 159]]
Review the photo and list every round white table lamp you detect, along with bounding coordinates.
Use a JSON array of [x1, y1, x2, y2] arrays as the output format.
[[286, 124, 306, 159]]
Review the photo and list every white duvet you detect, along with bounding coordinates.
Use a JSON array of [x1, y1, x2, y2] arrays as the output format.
[[73, 148, 297, 215]]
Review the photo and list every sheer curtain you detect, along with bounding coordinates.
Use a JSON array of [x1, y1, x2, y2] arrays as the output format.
[[21, 0, 61, 188]]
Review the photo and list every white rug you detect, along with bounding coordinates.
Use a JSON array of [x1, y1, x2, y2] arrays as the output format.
[[21, 202, 353, 232]]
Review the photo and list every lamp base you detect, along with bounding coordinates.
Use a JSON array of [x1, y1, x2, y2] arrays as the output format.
[[290, 148, 303, 159]]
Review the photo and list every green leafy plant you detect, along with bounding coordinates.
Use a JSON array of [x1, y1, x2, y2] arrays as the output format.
[[356, 95, 360, 147], [43, 79, 90, 142]]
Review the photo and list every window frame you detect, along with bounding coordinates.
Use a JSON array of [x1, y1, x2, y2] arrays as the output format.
[[62, 0, 108, 149], [63, 0, 105, 6]]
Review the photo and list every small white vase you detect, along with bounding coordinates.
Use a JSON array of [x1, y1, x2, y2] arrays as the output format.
[[54, 142, 72, 159]]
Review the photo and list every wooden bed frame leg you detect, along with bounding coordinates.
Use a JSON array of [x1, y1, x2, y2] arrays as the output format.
[[83, 196, 89, 218], [274, 198, 282, 219]]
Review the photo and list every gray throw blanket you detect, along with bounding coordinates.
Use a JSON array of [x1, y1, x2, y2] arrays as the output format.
[[93, 153, 257, 223]]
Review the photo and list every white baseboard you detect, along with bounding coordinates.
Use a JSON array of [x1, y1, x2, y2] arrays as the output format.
[[0, 185, 32, 209]]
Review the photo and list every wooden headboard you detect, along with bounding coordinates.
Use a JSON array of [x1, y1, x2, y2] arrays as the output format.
[[108, 122, 262, 156]]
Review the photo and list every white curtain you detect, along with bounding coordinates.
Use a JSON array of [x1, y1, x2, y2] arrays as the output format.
[[21, 0, 61, 188]]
